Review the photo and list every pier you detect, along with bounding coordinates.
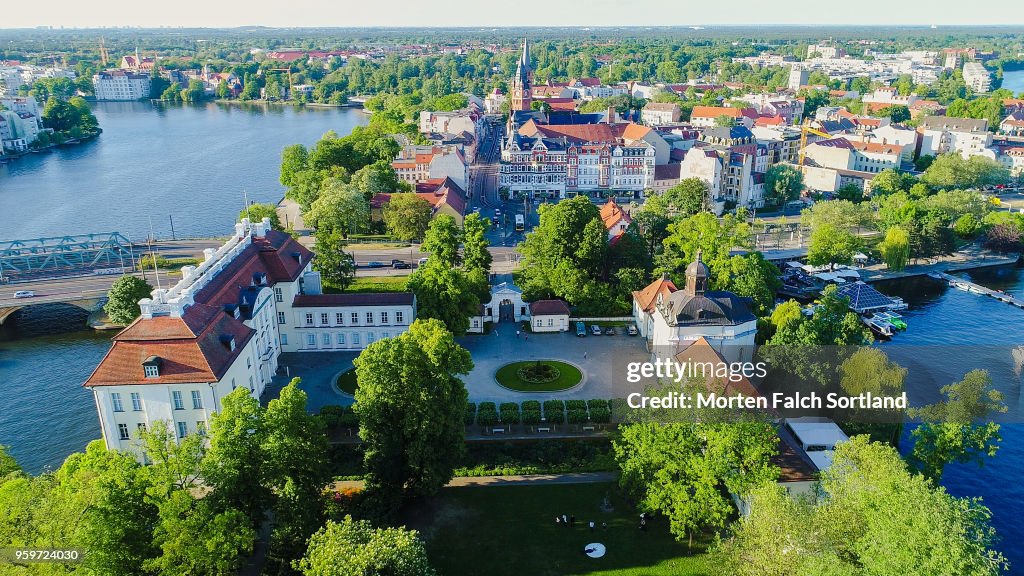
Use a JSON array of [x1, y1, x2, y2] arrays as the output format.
[[929, 271, 1024, 310]]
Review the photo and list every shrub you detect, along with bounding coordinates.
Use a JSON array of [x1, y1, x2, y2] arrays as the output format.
[[565, 399, 587, 411], [588, 407, 611, 423], [609, 398, 630, 421], [567, 409, 589, 424], [521, 400, 542, 412], [338, 412, 359, 428], [320, 405, 345, 416], [500, 404, 521, 424], [543, 400, 565, 422], [522, 410, 542, 425], [478, 401, 497, 413], [465, 402, 477, 426], [587, 399, 610, 412], [477, 409, 499, 426]]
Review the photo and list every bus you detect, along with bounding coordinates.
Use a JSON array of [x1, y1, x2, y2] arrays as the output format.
[[514, 214, 525, 232]]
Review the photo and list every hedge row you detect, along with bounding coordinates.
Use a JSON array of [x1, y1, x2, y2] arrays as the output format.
[[319, 405, 359, 429], [464, 398, 624, 426]]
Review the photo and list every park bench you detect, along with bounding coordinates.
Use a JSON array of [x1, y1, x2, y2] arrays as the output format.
[[492, 427, 505, 434], [582, 425, 596, 432]]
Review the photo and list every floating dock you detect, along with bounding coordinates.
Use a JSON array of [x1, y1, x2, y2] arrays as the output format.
[[929, 272, 1024, 310]]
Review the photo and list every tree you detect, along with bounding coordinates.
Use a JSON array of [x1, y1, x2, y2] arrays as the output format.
[[280, 144, 309, 187], [382, 194, 432, 242], [908, 369, 1007, 482], [305, 179, 370, 237], [462, 212, 492, 274], [353, 319, 472, 501], [263, 379, 330, 570], [835, 182, 865, 203], [615, 417, 779, 547], [0, 445, 20, 479], [144, 490, 255, 576], [420, 215, 462, 267], [105, 275, 154, 325], [921, 154, 1010, 190], [407, 263, 478, 335], [763, 164, 803, 206], [879, 104, 911, 123], [201, 388, 269, 527], [717, 436, 1008, 575], [313, 230, 356, 290], [239, 203, 282, 230], [296, 516, 436, 576], [807, 222, 859, 269], [953, 213, 981, 238], [871, 168, 917, 196], [662, 178, 709, 217], [714, 114, 736, 127], [879, 226, 910, 271], [983, 223, 1023, 253], [661, 211, 751, 284], [723, 253, 782, 316]]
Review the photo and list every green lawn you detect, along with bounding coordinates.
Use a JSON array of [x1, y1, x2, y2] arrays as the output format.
[[495, 360, 583, 392], [342, 276, 410, 293], [335, 369, 357, 395], [407, 482, 713, 576]]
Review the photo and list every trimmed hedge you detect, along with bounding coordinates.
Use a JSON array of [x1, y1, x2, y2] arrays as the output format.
[[521, 400, 542, 412], [478, 402, 497, 413], [522, 410, 543, 425], [589, 407, 611, 423], [567, 409, 589, 424], [565, 399, 587, 411], [477, 408, 499, 426], [499, 403, 521, 424], [587, 399, 610, 412], [542, 400, 565, 416], [465, 402, 477, 426]]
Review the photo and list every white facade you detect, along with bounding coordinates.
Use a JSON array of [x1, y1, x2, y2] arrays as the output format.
[[962, 62, 992, 93], [283, 296, 416, 352], [917, 117, 993, 159], [93, 70, 151, 101]]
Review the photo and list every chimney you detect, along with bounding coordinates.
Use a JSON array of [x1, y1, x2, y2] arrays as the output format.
[[203, 248, 216, 261], [606, 106, 616, 124]]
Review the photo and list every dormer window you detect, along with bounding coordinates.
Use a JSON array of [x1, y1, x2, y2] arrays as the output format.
[[220, 335, 236, 351], [143, 355, 162, 378]]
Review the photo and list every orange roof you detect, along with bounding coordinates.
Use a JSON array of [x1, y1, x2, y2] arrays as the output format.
[[415, 153, 434, 164], [850, 140, 903, 155], [754, 115, 786, 126], [617, 123, 653, 141], [691, 106, 757, 119], [632, 275, 677, 313], [674, 337, 761, 397], [600, 198, 632, 230]]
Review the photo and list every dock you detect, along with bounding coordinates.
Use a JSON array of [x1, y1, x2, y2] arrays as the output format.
[[930, 272, 1024, 310]]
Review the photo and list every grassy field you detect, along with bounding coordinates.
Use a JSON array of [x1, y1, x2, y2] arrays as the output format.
[[406, 482, 713, 576], [495, 360, 583, 392], [335, 369, 357, 395], [343, 276, 410, 293]]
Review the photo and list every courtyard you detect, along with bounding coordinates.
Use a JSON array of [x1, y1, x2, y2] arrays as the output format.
[[267, 321, 650, 412]]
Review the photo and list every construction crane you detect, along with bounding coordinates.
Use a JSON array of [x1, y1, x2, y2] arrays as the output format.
[[797, 119, 832, 171]]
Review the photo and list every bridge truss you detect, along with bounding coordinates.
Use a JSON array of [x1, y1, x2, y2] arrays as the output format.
[[0, 232, 136, 282]]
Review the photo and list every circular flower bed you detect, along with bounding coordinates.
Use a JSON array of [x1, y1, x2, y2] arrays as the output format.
[[495, 360, 583, 392]]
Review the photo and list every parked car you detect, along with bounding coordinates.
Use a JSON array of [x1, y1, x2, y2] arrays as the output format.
[[576, 321, 586, 337], [604, 327, 616, 335], [366, 261, 384, 268], [591, 324, 602, 336], [417, 257, 429, 267], [13, 290, 35, 299], [391, 260, 411, 269], [628, 325, 638, 336]]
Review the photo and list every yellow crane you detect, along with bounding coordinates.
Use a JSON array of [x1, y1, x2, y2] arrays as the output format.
[[797, 120, 832, 171]]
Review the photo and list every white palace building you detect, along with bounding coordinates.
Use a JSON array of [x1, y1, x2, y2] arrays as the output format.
[[84, 218, 416, 457]]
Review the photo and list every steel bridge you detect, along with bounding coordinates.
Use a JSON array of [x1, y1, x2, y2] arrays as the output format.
[[0, 232, 136, 283]]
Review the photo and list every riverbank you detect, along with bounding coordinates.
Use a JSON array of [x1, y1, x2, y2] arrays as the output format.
[[0, 129, 101, 163], [211, 98, 364, 108], [859, 245, 1020, 283]]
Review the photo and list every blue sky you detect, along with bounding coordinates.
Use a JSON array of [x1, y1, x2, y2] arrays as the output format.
[[3, 0, 1022, 28]]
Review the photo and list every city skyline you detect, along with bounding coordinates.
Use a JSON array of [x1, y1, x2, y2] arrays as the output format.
[[2, 0, 1024, 29]]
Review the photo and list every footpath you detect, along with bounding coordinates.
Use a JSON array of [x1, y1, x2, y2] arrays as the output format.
[[330, 471, 619, 491]]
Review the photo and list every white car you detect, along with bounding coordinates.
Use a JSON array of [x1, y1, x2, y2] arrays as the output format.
[[13, 290, 36, 299]]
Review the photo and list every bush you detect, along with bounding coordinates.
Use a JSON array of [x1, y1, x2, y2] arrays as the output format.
[[588, 407, 611, 423], [542, 400, 565, 422], [565, 399, 587, 411], [338, 412, 359, 428], [522, 410, 542, 425], [587, 399, 610, 412], [521, 400, 541, 412], [567, 409, 589, 424], [465, 402, 477, 426], [478, 402, 497, 413], [499, 404, 521, 424], [477, 408, 499, 426]]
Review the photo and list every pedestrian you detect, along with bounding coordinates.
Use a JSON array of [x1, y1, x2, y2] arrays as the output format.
[[516, 330, 520, 338], [562, 514, 568, 525], [524, 335, 528, 341], [589, 521, 595, 532], [640, 519, 647, 531], [583, 351, 588, 359]]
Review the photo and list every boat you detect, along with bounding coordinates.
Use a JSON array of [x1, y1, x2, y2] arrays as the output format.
[[861, 315, 894, 339], [887, 297, 908, 311], [874, 311, 907, 330]]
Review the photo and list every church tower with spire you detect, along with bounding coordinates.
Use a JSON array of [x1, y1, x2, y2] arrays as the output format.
[[511, 37, 533, 112]]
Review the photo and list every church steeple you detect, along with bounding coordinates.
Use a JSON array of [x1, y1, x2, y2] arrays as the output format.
[[684, 250, 710, 296], [511, 36, 532, 112]]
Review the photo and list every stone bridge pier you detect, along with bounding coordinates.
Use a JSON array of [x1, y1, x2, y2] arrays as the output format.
[[0, 297, 106, 326]]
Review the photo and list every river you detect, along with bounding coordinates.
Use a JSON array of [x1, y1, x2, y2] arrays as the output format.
[[0, 101, 367, 240], [1002, 69, 1024, 95]]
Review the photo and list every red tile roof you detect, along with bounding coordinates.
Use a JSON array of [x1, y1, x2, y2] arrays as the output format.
[[600, 198, 632, 230], [632, 275, 677, 313], [528, 299, 571, 316]]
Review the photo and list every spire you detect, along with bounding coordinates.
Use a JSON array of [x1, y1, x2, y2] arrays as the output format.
[[684, 250, 710, 296], [520, 36, 530, 70]]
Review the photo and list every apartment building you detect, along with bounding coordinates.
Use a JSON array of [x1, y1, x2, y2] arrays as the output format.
[[93, 70, 151, 101]]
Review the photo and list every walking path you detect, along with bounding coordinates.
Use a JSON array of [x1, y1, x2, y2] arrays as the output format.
[[330, 471, 619, 491], [858, 247, 1018, 283]]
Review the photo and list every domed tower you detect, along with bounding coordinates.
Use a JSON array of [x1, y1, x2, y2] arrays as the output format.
[[684, 250, 710, 296]]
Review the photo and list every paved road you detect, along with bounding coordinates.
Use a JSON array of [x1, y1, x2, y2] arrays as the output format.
[[330, 471, 619, 491], [0, 238, 221, 307]]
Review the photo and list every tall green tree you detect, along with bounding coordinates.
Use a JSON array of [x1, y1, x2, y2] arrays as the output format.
[[105, 275, 154, 325], [305, 179, 370, 237], [201, 388, 269, 526], [723, 252, 782, 316], [807, 222, 859, 269], [908, 369, 1007, 482], [420, 214, 463, 267], [353, 319, 472, 502], [296, 516, 436, 576], [880, 226, 911, 271], [313, 230, 356, 290], [462, 212, 493, 274], [763, 164, 803, 206], [661, 211, 751, 284], [382, 194, 432, 242], [239, 203, 283, 230], [662, 178, 709, 217]]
